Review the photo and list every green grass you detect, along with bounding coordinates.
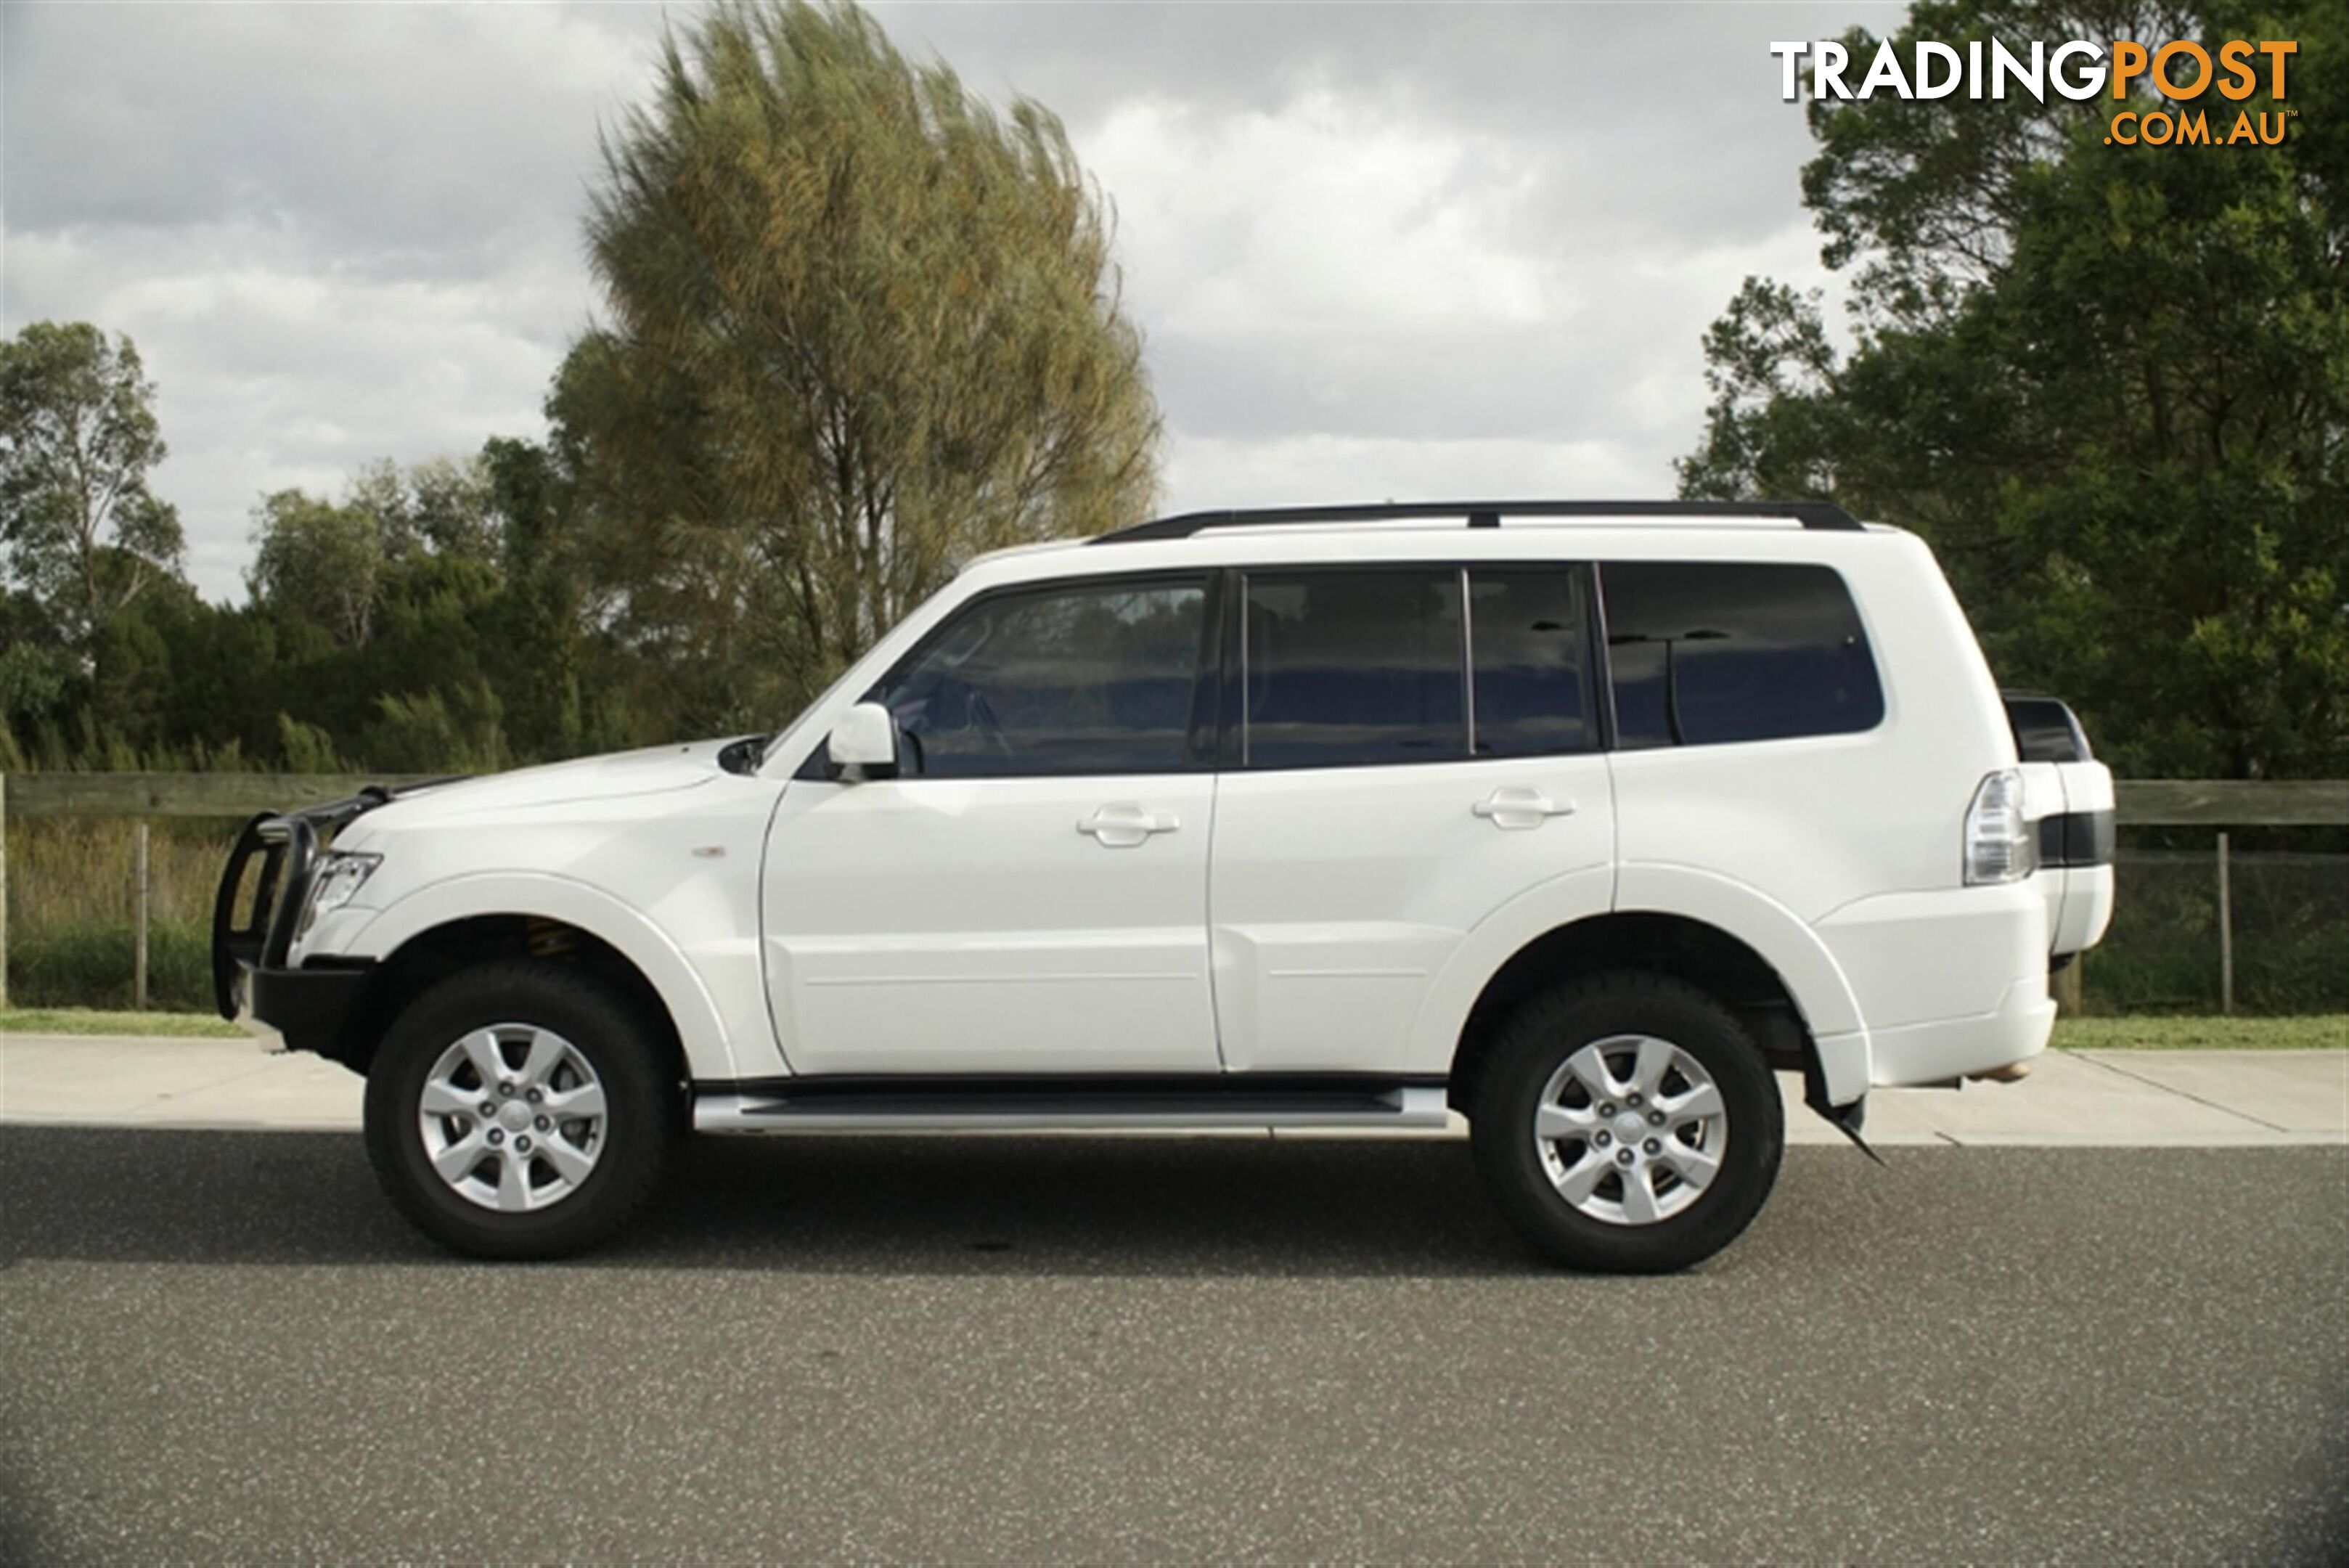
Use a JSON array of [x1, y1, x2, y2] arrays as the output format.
[[5, 920, 213, 1011], [2052, 1014, 2346, 1050], [0, 1006, 245, 1039]]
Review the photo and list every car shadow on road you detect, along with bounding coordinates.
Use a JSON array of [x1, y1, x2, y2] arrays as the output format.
[[0, 1122, 1959, 1277], [2, 1124, 1577, 1275], [14, 1124, 2337, 1281]]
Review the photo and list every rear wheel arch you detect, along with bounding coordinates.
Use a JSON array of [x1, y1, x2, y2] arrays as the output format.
[[1447, 911, 1813, 1115]]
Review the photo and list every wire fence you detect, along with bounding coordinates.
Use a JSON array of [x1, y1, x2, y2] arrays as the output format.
[[2083, 842, 2348, 1015]]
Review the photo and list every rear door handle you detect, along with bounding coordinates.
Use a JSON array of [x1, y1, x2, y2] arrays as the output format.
[[1078, 804, 1180, 848], [1472, 788, 1575, 830]]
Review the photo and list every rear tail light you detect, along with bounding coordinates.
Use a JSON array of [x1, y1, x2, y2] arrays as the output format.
[[1965, 769, 2037, 884]]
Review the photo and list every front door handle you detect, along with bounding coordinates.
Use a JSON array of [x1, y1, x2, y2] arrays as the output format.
[[1078, 803, 1180, 848], [1472, 787, 1575, 830]]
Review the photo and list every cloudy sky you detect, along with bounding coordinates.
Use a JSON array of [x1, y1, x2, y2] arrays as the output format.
[[3, 0, 1896, 603]]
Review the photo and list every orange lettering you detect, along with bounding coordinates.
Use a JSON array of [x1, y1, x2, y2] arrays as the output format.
[[2111, 40, 2149, 97], [2259, 40, 2297, 99], [2218, 40, 2256, 100], [2153, 41, 2211, 99]]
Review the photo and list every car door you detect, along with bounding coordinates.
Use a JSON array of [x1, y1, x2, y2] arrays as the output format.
[[761, 572, 1222, 1077], [1209, 564, 1617, 1074]]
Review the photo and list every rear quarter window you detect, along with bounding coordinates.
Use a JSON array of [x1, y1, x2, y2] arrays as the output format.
[[1601, 561, 1883, 748]]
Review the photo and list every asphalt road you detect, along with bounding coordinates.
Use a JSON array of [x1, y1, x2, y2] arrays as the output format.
[[2, 1128, 2344, 1564]]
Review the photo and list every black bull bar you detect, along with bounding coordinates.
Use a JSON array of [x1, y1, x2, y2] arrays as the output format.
[[208, 782, 454, 1020]]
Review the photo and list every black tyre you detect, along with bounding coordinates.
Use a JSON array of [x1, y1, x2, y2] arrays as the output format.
[[1469, 970, 1782, 1273], [364, 960, 680, 1259]]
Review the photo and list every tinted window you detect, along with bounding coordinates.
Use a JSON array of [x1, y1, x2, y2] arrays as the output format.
[[1601, 562, 1883, 747], [1243, 571, 1465, 768], [2003, 694, 2091, 762], [1469, 568, 1596, 757], [871, 578, 1208, 777]]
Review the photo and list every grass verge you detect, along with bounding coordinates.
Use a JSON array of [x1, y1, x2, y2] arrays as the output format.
[[2053, 1014, 2346, 1050], [0, 1007, 245, 1040]]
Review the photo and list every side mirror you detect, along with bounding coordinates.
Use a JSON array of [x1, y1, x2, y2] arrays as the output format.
[[827, 701, 900, 780]]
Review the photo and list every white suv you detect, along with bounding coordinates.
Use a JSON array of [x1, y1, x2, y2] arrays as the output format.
[[214, 500, 2114, 1271]]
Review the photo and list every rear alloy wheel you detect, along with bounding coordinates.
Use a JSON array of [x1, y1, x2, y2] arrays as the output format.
[[1532, 1034, 1730, 1227], [1471, 971, 1782, 1273], [366, 961, 677, 1259]]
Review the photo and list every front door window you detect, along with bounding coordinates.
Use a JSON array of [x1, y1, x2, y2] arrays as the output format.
[[874, 579, 1211, 777]]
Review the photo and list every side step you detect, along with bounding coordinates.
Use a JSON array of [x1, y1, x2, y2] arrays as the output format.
[[693, 1075, 1450, 1133]]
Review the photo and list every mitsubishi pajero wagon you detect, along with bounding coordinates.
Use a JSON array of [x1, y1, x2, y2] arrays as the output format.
[[215, 500, 2115, 1271]]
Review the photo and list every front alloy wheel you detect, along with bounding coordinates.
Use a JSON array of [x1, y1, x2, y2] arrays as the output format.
[[417, 1025, 609, 1213], [366, 961, 677, 1259]]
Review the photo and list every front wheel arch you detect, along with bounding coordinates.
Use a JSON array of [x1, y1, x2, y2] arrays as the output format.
[[325, 914, 687, 1090]]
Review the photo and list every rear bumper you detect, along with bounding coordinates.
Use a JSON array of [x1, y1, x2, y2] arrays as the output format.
[[1867, 976, 2056, 1088], [1814, 881, 2054, 1097], [2040, 862, 2115, 958]]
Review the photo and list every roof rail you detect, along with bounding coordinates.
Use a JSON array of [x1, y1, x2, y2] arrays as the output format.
[[1090, 499, 1863, 544]]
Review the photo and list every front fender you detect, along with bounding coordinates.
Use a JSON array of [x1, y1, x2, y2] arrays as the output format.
[[347, 872, 742, 1082]]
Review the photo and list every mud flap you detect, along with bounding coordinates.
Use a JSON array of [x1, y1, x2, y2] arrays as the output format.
[[1803, 1058, 1887, 1167]]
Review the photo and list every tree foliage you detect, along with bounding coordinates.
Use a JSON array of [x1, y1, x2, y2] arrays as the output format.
[[0, 434, 617, 777], [560, 0, 1161, 732], [1681, 0, 2349, 779]]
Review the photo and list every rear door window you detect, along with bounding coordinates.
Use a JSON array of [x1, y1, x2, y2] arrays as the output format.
[[1600, 562, 1883, 747], [1241, 570, 1466, 768]]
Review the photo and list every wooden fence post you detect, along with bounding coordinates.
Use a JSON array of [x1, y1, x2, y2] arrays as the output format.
[[2216, 830, 2234, 1016], [0, 773, 9, 1012], [133, 820, 151, 1012], [2051, 956, 2084, 1016]]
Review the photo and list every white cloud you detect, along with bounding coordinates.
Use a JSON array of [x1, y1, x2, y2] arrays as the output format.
[[1090, 90, 1563, 340], [1161, 431, 1656, 516]]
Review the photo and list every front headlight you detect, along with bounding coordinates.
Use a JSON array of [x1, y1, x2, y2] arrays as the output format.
[[297, 851, 383, 940]]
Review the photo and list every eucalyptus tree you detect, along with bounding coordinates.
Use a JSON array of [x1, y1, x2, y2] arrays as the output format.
[[0, 322, 186, 644], [247, 489, 385, 648], [562, 0, 1161, 731]]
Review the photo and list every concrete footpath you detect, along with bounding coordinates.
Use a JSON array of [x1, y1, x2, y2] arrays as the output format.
[[0, 1032, 2342, 1144]]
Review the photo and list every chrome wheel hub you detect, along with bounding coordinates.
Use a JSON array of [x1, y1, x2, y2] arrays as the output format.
[[418, 1025, 608, 1213], [1532, 1034, 1728, 1227]]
